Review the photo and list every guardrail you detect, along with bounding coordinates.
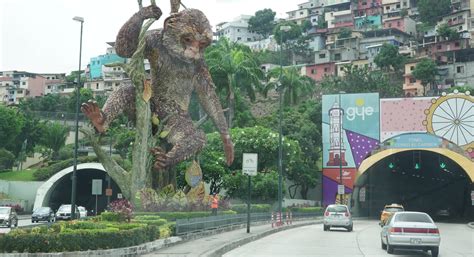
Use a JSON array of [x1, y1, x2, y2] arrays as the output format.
[[175, 211, 322, 235]]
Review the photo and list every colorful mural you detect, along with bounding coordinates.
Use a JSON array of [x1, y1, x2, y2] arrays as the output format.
[[321, 91, 474, 206], [322, 93, 380, 206]]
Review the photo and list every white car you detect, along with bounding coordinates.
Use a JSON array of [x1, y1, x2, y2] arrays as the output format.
[[78, 206, 87, 219], [55, 204, 80, 220], [323, 204, 353, 232], [381, 211, 440, 257]]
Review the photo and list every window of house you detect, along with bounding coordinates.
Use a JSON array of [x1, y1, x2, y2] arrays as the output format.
[[402, 1, 407, 7], [311, 69, 316, 74], [47, 85, 51, 89], [396, 4, 400, 8], [247, 38, 251, 41], [437, 44, 442, 50], [237, 29, 240, 32], [22, 82, 26, 85], [457, 66, 464, 73], [362, 1, 367, 5], [397, 21, 401, 26], [335, 53, 341, 61], [319, 53, 326, 58], [324, 67, 329, 72], [410, 66, 415, 71], [18, 90, 23, 94], [388, 23, 392, 27], [455, 42, 460, 47], [386, 6, 390, 10], [300, 11, 304, 15], [409, 78, 416, 83], [237, 37, 241, 41], [9, 91, 14, 94], [459, 26, 463, 31]]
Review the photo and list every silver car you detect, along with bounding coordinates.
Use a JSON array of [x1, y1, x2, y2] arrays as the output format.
[[381, 211, 440, 257], [323, 204, 353, 232]]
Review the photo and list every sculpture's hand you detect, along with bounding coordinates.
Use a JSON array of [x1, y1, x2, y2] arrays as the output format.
[[221, 134, 234, 166], [81, 100, 106, 133], [139, 5, 163, 20]]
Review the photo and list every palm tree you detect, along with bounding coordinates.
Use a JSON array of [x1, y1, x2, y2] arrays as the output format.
[[264, 66, 316, 106], [205, 37, 263, 128], [40, 122, 69, 160]]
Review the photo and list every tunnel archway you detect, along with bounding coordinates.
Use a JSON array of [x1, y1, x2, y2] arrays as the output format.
[[34, 163, 123, 215], [352, 147, 474, 220]]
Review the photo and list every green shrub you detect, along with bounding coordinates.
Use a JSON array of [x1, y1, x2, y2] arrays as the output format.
[[288, 207, 323, 213], [230, 204, 272, 213], [134, 210, 237, 221], [134, 215, 161, 221], [100, 211, 122, 222], [134, 219, 167, 227], [0, 149, 15, 170], [33, 156, 98, 181], [0, 225, 159, 253]]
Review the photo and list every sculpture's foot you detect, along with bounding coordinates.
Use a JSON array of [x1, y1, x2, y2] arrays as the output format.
[[81, 100, 106, 133]]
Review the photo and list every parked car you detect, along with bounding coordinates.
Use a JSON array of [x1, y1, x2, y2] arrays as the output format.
[[31, 207, 55, 223], [55, 204, 80, 220], [380, 203, 404, 226], [381, 211, 440, 257], [78, 206, 87, 219], [0, 206, 18, 228], [323, 204, 353, 232]]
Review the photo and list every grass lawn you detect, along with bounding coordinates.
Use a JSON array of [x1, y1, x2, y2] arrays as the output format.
[[0, 169, 36, 181]]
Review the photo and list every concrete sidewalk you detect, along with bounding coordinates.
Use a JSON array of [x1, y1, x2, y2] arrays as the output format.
[[142, 218, 322, 257]]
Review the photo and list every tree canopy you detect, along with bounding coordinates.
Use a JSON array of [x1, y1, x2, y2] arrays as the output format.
[[248, 8, 276, 38], [418, 0, 451, 25], [374, 43, 406, 72], [412, 58, 437, 96]]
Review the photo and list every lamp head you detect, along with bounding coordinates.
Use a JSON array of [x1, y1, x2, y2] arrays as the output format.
[[73, 16, 84, 23]]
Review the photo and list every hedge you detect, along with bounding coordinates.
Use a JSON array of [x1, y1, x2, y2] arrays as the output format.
[[230, 204, 272, 213], [289, 207, 324, 213], [32, 156, 128, 181], [32, 156, 98, 181], [134, 210, 237, 221], [0, 225, 158, 253]]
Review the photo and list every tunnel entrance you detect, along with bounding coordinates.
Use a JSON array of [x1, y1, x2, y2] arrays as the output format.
[[354, 150, 473, 220], [47, 168, 122, 215]]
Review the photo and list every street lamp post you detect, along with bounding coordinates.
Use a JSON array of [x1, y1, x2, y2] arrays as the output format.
[[338, 91, 345, 204], [278, 25, 291, 221], [71, 16, 84, 220]]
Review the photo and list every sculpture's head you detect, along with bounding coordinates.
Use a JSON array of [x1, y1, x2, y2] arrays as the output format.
[[162, 9, 213, 62]]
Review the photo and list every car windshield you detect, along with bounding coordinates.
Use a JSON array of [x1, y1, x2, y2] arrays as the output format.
[[58, 205, 71, 212], [327, 206, 347, 212], [0, 208, 10, 214], [385, 207, 403, 212], [35, 207, 50, 214], [395, 213, 432, 223]]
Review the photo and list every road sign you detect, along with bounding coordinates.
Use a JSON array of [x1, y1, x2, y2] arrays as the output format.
[[338, 184, 345, 195], [117, 193, 123, 199], [92, 179, 102, 195], [242, 153, 258, 176]]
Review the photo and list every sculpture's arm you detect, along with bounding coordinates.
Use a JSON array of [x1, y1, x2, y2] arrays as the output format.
[[115, 5, 162, 58], [195, 63, 234, 166]]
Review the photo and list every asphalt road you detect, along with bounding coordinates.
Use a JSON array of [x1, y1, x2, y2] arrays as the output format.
[[0, 217, 43, 234], [223, 220, 473, 257]]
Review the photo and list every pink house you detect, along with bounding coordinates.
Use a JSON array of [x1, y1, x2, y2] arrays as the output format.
[[306, 63, 336, 82], [419, 39, 469, 61], [383, 17, 416, 36]]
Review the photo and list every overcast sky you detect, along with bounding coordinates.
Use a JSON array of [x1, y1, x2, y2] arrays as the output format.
[[0, 0, 303, 74]]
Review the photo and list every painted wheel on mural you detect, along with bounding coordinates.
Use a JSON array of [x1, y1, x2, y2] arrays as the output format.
[[423, 90, 473, 153]]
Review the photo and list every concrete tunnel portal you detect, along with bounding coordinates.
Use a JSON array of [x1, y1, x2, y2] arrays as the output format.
[[34, 163, 122, 214], [351, 149, 474, 220]]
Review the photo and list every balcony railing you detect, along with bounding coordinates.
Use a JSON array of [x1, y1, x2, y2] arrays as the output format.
[[448, 18, 465, 26]]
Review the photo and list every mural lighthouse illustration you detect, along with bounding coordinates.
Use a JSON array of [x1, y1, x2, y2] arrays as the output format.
[[327, 99, 348, 166]]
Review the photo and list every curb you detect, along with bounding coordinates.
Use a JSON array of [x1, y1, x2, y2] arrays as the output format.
[[467, 222, 474, 229], [208, 219, 322, 257]]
